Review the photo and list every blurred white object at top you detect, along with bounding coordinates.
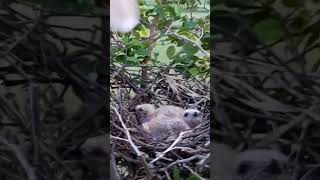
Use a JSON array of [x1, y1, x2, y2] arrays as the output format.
[[110, 0, 140, 33]]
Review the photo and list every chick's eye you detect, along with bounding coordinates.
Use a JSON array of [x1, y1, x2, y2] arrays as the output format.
[[193, 112, 198, 117], [184, 113, 189, 117]]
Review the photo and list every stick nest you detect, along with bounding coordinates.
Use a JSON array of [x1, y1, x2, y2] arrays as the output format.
[[110, 65, 210, 179]]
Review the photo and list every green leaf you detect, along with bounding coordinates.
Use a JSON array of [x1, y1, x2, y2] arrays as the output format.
[[166, 46, 176, 58], [179, 31, 198, 41], [127, 56, 138, 62], [253, 18, 284, 43], [115, 55, 126, 63], [183, 44, 199, 55], [172, 166, 180, 180], [154, 52, 160, 58], [121, 36, 129, 44], [136, 48, 148, 56], [173, 4, 183, 16], [137, 26, 150, 37], [189, 67, 199, 76], [183, 19, 197, 29], [126, 57, 139, 66], [128, 39, 142, 47], [175, 64, 186, 72]]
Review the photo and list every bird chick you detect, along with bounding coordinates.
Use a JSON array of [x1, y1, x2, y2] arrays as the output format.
[[135, 103, 156, 124], [212, 143, 291, 180], [155, 105, 190, 135], [155, 105, 184, 119], [135, 104, 190, 140], [183, 108, 202, 128], [233, 149, 291, 180]]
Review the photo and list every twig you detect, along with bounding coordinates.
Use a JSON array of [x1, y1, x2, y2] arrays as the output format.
[[183, 164, 208, 180], [255, 105, 318, 147], [164, 170, 173, 180], [110, 135, 129, 142], [166, 32, 210, 57], [162, 154, 205, 171], [111, 105, 144, 157], [29, 82, 40, 165], [149, 130, 191, 164], [0, 137, 37, 180], [197, 153, 210, 166], [111, 106, 155, 177]]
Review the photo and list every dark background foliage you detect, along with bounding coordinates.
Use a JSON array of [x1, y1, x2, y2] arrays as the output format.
[[213, 0, 320, 179], [0, 1, 108, 180]]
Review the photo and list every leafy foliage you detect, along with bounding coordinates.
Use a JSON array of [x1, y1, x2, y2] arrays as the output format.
[[172, 166, 181, 180], [0, 1, 108, 179], [111, 0, 210, 80], [213, 0, 320, 178]]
